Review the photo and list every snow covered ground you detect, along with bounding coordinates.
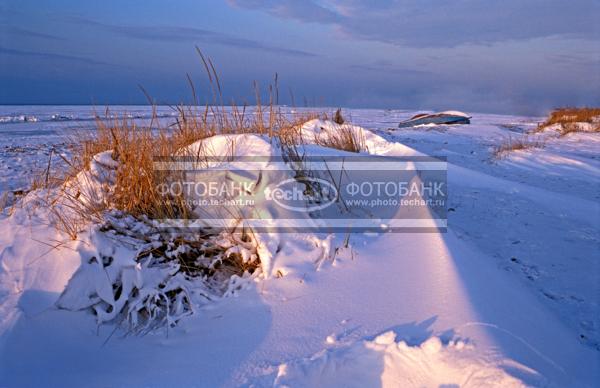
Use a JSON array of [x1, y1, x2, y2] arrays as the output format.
[[0, 106, 598, 387], [0, 106, 179, 196]]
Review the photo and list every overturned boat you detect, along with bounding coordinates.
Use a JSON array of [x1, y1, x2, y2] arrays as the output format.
[[398, 111, 471, 128]]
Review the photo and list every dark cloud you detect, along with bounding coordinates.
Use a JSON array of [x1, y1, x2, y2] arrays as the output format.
[[547, 53, 600, 70], [229, 0, 600, 47], [0, 25, 65, 41], [62, 16, 317, 58], [227, 0, 340, 23], [347, 61, 433, 76], [2, 3, 597, 112], [0, 46, 114, 66]]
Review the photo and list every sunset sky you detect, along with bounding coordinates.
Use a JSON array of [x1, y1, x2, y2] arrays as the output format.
[[1, 0, 599, 114]]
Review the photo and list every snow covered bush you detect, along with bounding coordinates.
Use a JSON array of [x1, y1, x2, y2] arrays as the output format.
[[57, 212, 261, 333]]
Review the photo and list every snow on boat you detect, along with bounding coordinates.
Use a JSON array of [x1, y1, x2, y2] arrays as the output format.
[[398, 111, 471, 128]]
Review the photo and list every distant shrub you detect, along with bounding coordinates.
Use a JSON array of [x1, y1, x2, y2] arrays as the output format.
[[537, 107, 600, 135], [492, 137, 545, 159], [333, 108, 345, 124]]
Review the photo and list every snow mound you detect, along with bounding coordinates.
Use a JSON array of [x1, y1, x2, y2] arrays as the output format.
[[175, 128, 425, 277], [57, 149, 118, 216], [562, 122, 597, 132], [274, 332, 534, 387], [538, 121, 599, 135], [180, 134, 292, 276], [182, 133, 279, 160], [300, 119, 425, 156]]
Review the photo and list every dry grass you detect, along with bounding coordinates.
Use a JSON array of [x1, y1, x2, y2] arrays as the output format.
[[313, 123, 366, 153], [33, 50, 323, 237], [50, 112, 315, 237], [333, 108, 345, 124], [537, 107, 600, 135], [28, 105, 357, 239], [0, 191, 9, 211], [25, 48, 378, 240], [492, 136, 545, 159]]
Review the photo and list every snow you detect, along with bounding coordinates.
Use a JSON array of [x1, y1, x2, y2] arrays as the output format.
[[273, 333, 529, 387], [0, 198, 82, 337], [0, 106, 599, 387], [300, 118, 426, 156], [179, 134, 290, 276], [439, 110, 472, 118]]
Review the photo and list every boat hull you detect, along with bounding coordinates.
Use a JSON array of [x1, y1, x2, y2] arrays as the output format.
[[398, 113, 471, 128]]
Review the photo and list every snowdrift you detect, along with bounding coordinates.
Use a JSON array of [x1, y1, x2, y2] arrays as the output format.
[[275, 332, 527, 387]]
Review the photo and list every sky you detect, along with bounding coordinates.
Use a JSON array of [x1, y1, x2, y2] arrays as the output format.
[[0, 0, 599, 114]]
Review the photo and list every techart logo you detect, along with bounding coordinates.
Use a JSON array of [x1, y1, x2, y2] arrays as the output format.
[[265, 177, 338, 212]]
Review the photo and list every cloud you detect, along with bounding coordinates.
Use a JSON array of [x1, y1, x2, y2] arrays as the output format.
[[62, 16, 317, 58], [0, 25, 65, 41], [0, 46, 115, 66], [227, 0, 340, 23], [347, 60, 433, 76], [548, 53, 600, 70], [228, 0, 600, 47]]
